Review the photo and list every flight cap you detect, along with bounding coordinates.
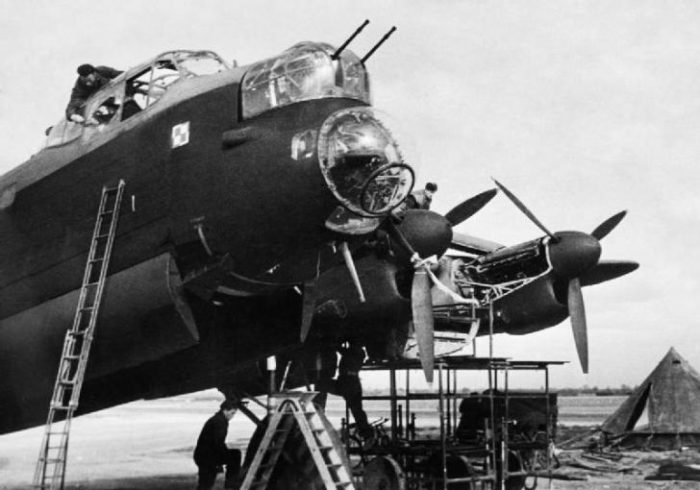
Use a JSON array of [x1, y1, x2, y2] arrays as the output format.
[[77, 64, 96, 77]]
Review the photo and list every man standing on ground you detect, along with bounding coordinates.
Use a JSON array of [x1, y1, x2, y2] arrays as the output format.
[[194, 399, 241, 490]]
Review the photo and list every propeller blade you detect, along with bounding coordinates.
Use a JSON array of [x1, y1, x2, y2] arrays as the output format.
[[567, 278, 589, 374], [412, 269, 435, 383], [580, 260, 639, 287], [591, 210, 627, 240], [444, 188, 498, 227], [300, 280, 318, 342], [493, 179, 557, 240]]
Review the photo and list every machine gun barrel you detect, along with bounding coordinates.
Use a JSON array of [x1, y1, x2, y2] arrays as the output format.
[[332, 19, 370, 60], [361, 26, 397, 64]]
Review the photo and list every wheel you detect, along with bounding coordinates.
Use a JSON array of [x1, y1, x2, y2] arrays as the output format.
[[427, 453, 474, 490], [497, 450, 527, 490], [363, 456, 405, 490]]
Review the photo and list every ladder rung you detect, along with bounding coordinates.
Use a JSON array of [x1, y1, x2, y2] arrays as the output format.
[[47, 435, 69, 440], [43, 458, 65, 463], [49, 405, 73, 411]]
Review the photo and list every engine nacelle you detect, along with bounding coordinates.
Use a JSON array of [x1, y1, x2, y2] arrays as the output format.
[[491, 274, 568, 335]]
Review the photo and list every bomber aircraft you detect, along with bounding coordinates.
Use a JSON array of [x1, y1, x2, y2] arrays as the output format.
[[0, 26, 638, 444], [0, 30, 423, 434]]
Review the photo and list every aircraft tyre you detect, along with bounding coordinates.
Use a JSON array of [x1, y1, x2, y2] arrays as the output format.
[[426, 453, 473, 490], [363, 455, 405, 490]]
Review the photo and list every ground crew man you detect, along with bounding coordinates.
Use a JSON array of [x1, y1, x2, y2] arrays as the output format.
[[193, 399, 241, 490], [314, 342, 374, 442], [406, 182, 438, 210], [335, 343, 374, 441]]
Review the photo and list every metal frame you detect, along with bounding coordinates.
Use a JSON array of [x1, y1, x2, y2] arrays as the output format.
[[346, 354, 563, 489]]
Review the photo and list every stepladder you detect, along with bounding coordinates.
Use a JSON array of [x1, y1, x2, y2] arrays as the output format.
[[33, 181, 126, 490], [241, 392, 355, 490]]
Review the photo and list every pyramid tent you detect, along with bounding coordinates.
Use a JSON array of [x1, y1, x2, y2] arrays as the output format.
[[601, 347, 700, 449]]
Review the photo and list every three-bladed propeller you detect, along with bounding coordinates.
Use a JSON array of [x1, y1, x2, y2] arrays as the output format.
[[493, 179, 638, 373], [387, 188, 499, 382]]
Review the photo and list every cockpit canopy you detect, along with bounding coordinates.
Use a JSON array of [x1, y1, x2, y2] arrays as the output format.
[[45, 50, 229, 148], [241, 42, 370, 119]]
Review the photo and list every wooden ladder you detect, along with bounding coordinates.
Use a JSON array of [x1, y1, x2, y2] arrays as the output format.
[[241, 392, 355, 490]]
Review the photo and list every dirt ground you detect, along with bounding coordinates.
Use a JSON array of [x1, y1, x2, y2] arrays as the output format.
[[546, 449, 700, 490]]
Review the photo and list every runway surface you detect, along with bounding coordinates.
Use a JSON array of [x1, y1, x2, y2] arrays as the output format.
[[0, 393, 620, 489], [0, 392, 270, 489]]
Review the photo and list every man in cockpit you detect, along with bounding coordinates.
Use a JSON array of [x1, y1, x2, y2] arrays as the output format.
[[65, 64, 122, 123]]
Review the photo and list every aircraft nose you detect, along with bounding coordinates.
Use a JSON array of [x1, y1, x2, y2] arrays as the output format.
[[317, 107, 414, 217], [548, 231, 602, 278]]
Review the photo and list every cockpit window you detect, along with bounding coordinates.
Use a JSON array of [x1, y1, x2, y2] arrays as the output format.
[[241, 42, 370, 119], [126, 51, 228, 112], [43, 50, 229, 148], [178, 53, 227, 76]]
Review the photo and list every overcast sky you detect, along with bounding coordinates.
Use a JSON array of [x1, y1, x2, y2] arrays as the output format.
[[1, 0, 699, 389]]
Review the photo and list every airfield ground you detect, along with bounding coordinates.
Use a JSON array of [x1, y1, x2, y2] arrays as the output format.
[[1, 394, 699, 489]]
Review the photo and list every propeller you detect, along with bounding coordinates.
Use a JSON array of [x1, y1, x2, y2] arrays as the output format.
[[580, 260, 639, 286], [299, 280, 318, 342], [567, 277, 588, 373], [591, 210, 626, 240], [385, 219, 437, 383], [444, 188, 498, 227], [494, 179, 637, 374], [386, 189, 499, 383], [493, 179, 557, 240], [411, 268, 435, 383]]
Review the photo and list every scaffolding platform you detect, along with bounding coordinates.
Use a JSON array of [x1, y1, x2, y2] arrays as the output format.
[[342, 356, 566, 490]]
